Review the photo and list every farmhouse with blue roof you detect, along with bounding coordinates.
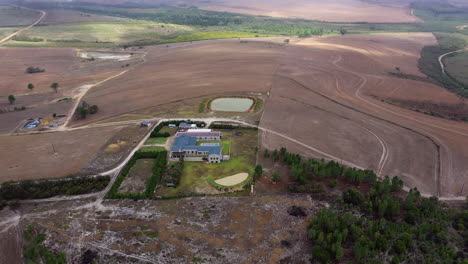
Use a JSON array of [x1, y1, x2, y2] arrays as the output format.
[[170, 130, 228, 163]]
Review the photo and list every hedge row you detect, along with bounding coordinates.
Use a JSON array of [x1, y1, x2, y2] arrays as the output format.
[[106, 150, 167, 199], [208, 123, 258, 130], [150, 120, 206, 138], [0, 175, 110, 201]]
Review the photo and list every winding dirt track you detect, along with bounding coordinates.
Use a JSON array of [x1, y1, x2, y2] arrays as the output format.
[[0, 5, 46, 44]]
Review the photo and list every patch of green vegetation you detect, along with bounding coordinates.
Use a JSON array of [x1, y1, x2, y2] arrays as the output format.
[[135, 230, 159, 239], [0, 175, 110, 200], [145, 137, 167, 145], [23, 224, 66, 264], [221, 139, 231, 155], [419, 45, 468, 97], [198, 98, 210, 113], [444, 49, 468, 86], [261, 147, 467, 263], [253, 98, 264, 112], [140, 146, 166, 152]]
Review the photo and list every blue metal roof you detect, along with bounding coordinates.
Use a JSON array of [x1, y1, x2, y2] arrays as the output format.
[[171, 134, 221, 155]]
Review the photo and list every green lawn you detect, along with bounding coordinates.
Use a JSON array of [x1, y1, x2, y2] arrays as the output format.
[[140, 146, 166, 152], [145, 137, 167, 145]]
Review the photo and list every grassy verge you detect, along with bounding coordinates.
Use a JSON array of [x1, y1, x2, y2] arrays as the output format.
[[198, 98, 210, 113], [145, 137, 167, 145]]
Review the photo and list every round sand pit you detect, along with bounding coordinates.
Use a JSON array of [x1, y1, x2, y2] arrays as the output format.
[[215, 173, 249, 186]]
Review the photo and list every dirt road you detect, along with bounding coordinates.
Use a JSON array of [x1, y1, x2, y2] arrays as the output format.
[[0, 5, 46, 44]]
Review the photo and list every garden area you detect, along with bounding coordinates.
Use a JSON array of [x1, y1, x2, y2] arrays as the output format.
[[155, 128, 258, 198], [106, 148, 167, 199]]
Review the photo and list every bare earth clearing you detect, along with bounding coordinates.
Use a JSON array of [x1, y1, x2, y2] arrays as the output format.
[[0, 195, 320, 263]]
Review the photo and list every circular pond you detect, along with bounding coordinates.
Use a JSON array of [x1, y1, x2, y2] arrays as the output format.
[[210, 97, 254, 112]]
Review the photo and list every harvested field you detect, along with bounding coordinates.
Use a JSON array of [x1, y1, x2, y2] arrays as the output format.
[[0, 126, 119, 183], [88, 0, 420, 23], [39, 8, 130, 25], [260, 33, 468, 197], [118, 159, 153, 193], [0, 5, 40, 26], [178, 0, 420, 23], [75, 39, 283, 125], [0, 47, 138, 134]]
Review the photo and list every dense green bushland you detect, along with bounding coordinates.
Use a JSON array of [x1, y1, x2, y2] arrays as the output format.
[[106, 150, 167, 199], [0, 175, 110, 201], [262, 147, 467, 263]]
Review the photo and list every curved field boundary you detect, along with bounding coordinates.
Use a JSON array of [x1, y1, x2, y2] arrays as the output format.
[[0, 5, 46, 44], [438, 48, 467, 75], [272, 73, 442, 196], [278, 95, 389, 175]]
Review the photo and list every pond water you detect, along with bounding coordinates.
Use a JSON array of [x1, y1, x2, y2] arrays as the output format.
[[80, 52, 131, 61], [210, 98, 254, 112]]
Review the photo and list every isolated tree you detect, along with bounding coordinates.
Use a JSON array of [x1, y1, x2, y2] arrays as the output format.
[[340, 28, 347, 36], [27, 83, 34, 90], [50, 82, 59, 93], [254, 165, 263, 180], [395, 66, 401, 73], [263, 149, 270, 158], [8, 95, 16, 104], [272, 172, 281, 182], [89, 105, 99, 115]]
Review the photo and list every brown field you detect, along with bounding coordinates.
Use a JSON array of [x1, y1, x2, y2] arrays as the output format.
[[39, 8, 130, 25], [74, 39, 283, 126], [62, 34, 468, 197], [190, 0, 421, 23], [77, 0, 420, 23], [0, 5, 40, 27], [0, 47, 138, 134], [0, 126, 119, 183], [260, 33, 468, 197]]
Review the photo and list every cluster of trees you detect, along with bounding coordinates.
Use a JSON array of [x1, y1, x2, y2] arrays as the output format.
[[164, 161, 184, 187], [309, 186, 467, 264], [8, 95, 15, 104], [26, 66, 45, 74], [23, 224, 66, 264], [75, 101, 99, 119], [0, 175, 110, 201], [71, 5, 244, 27], [265, 147, 380, 186], [209, 123, 257, 130], [107, 150, 167, 199]]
